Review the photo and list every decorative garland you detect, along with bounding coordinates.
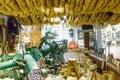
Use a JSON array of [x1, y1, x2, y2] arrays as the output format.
[[46, 0, 53, 9], [54, 0, 59, 7], [77, 0, 84, 12], [88, 0, 97, 11], [82, 0, 92, 12], [70, 0, 75, 10], [108, 14, 119, 25], [0, 0, 120, 26], [60, 0, 65, 7]]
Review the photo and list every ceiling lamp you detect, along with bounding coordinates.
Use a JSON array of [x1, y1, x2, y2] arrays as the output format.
[[50, 17, 61, 22], [41, 7, 45, 12], [54, 7, 64, 13], [50, 18, 54, 22], [63, 16, 67, 19], [54, 17, 60, 22]]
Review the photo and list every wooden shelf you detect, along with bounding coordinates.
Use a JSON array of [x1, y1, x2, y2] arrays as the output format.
[[106, 62, 120, 80], [88, 54, 120, 80], [88, 54, 105, 70], [106, 62, 120, 74]]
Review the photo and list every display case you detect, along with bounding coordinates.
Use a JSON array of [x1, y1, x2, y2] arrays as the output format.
[[89, 32, 95, 50], [102, 25, 120, 59], [77, 29, 84, 48]]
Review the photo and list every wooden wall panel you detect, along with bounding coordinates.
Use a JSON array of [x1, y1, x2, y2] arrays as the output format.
[[84, 32, 89, 48], [29, 26, 42, 47]]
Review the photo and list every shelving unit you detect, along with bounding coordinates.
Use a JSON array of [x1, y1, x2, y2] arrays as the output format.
[[102, 25, 120, 59]]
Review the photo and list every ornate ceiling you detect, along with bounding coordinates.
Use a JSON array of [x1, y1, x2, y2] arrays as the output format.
[[0, 0, 120, 26]]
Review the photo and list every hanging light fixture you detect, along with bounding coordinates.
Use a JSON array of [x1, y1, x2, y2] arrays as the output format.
[[54, 7, 64, 13]]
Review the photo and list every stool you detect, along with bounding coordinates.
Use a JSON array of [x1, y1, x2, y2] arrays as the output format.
[[66, 58, 79, 79]]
